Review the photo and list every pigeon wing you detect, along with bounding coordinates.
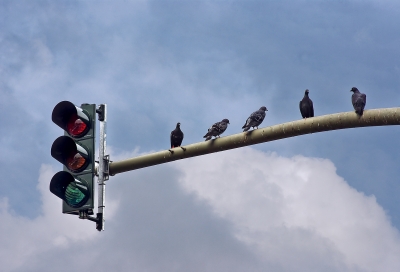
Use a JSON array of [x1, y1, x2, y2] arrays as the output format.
[[299, 100, 306, 118], [170, 131, 174, 148], [203, 127, 211, 138], [204, 123, 218, 138], [308, 98, 314, 117], [214, 122, 224, 135], [251, 110, 264, 123], [216, 121, 229, 136], [351, 93, 357, 108], [361, 93, 366, 107], [242, 116, 252, 129], [352, 93, 366, 115]]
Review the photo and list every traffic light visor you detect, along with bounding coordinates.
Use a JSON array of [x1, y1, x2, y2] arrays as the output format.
[[51, 136, 90, 172], [52, 101, 91, 138], [50, 171, 90, 208]]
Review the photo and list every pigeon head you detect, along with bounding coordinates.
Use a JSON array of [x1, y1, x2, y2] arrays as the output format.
[[221, 119, 230, 124], [259, 106, 268, 111], [350, 87, 359, 93], [305, 89, 309, 95], [176, 122, 181, 128]]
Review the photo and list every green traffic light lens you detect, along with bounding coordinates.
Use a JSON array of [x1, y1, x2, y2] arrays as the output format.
[[67, 114, 88, 137], [64, 182, 89, 208], [50, 171, 92, 210]]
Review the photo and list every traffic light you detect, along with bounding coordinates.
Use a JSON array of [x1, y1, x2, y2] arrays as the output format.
[[50, 101, 96, 215]]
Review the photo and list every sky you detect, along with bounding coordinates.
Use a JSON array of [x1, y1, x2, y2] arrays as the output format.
[[1, 0, 400, 271]]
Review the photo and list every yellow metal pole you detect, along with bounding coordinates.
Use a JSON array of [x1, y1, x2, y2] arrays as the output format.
[[109, 107, 400, 175]]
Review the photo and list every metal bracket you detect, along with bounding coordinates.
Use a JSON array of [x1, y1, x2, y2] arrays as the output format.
[[96, 104, 105, 121], [103, 154, 110, 181], [79, 210, 103, 231]]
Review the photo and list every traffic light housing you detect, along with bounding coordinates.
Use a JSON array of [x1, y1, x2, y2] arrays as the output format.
[[50, 101, 96, 215]]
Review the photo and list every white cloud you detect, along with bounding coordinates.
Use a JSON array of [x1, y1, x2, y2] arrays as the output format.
[[0, 164, 118, 271], [1, 147, 400, 271], [174, 147, 400, 272]]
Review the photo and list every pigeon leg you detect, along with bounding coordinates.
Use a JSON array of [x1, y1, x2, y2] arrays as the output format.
[[180, 146, 186, 151]]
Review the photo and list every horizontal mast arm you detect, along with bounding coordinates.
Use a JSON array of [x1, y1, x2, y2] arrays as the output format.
[[109, 107, 400, 176]]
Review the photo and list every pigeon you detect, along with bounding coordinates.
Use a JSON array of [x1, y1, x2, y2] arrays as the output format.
[[203, 119, 230, 141], [350, 87, 366, 116], [242, 106, 268, 132], [169, 123, 185, 153], [299, 89, 314, 118]]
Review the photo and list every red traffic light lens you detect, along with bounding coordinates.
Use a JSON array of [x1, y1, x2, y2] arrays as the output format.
[[67, 115, 87, 137], [66, 152, 87, 172]]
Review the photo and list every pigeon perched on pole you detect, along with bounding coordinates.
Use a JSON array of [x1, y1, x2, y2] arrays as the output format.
[[169, 122, 185, 153], [350, 87, 366, 116], [203, 119, 230, 141], [299, 89, 314, 118], [242, 106, 268, 132]]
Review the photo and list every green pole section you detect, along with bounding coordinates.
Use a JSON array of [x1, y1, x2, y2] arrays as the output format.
[[109, 107, 400, 176]]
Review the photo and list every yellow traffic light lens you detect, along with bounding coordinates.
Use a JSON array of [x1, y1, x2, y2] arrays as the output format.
[[66, 153, 87, 172], [67, 115, 87, 137]]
